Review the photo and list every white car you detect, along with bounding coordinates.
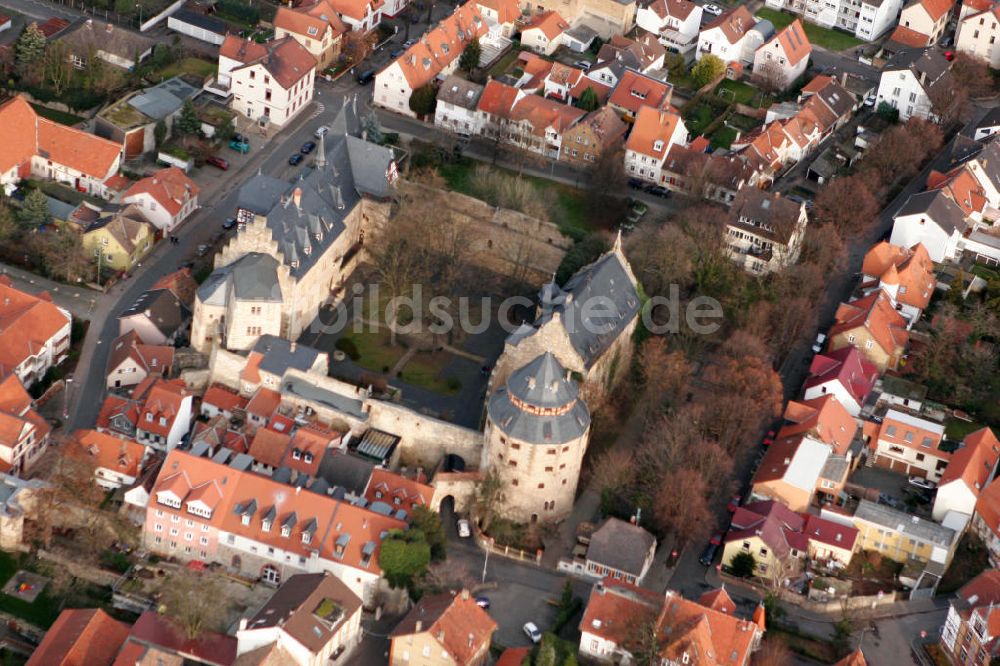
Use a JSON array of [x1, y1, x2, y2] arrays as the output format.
[[811, 333, 827, 353], [909, 476, 937, 490], [457, 518, 471, 538], [314, 126, 330, 138], [523, 622, 542, 644], [704, 3, 723, 15], [863, 94, 877, 107]]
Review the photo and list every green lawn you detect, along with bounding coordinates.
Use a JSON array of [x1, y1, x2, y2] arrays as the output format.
[[399, 352, 461, 395], [0, 552, 61, 629], [338, 328, 406, 373], [945, 418, 986, 440], [684, 104, 715, 135], [755, 8, 865, 51], [715, 79, 758, 105], [710, 125, 738, 149], [156, 57, 218, 81], [438, 160, 592, 239], [488, 48, 522, 78], [29, 104, 85, 127]]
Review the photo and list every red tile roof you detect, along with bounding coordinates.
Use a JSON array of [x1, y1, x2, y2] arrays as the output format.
[[920, 0, 955, 22], [523, 10, 569, 41], [202, 384, 249, 415], [803, 347, 879, 408], [248, 428, 292, 468], [274, 0, 347, 42], [656, 589, 762, 664], [702, 5, 754, 44], [27, 608, 130, 666], [697, 588, 736, 614], [579, 579, 662, 647], [137, 378, 191, 438], [0, 275, 71, 378], [0, 96, 120, 179], [828, 289, 909, 360], [834, 648, 869, 666], [941, 428, 1000, 496], [122, 611, 236, 666], [122, 167, 199, 218], [0, 374, 50, 452], [282, 424, 338, 477], [608, 70, 673, 116], [222, 35, 315, 89], [386, 3, 487, 90], [246, 387, 282, 421], [151, 268, 198, 305], [107, 331, 174, 379], [777, 394, 857, 456], [364, 467, 433, 515], [771, 19, 811, 66], [626, 105, 684, 159], [73, 429, 145, 480], [390, 590, 497, 662], [889, 24, 933, 47]]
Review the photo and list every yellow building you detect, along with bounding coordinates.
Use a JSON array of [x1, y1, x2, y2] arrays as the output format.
[[81, 204, 155, 273], [388, 590, 496, 666], [848, 499, 959, 567]]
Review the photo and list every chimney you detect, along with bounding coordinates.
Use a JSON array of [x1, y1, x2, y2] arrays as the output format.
[[415, 620, 423, 632], [295, 485, 301, 495], [293, 187, 302, 209], [461, 589, 470, 600], [238, 618, 248, 631], [290, 342, 297, 353]]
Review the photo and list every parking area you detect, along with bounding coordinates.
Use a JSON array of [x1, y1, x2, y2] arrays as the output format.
[[486, 581, 561, 648], [848, 466, 935, 517]]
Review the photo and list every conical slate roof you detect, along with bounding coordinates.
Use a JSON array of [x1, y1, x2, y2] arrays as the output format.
[[488, 353, 590, 445]]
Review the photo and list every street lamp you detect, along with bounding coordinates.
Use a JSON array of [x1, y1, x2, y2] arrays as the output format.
[[62, 377, 73, 420]]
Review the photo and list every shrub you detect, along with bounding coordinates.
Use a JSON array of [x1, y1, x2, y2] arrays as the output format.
[[216, 0, 260, 24], [335, 337, 360, 360], [729, 552, 757, 578]]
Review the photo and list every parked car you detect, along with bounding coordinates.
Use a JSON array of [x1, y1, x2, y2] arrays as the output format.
[[403, 38, 416, 48], [356, 69, 375, 84], [699, 538, 720, 566], [457, 518, 471, 538], [908, 476, 936, 490], [233, 133, 248, 143], [523, 622, 542, 644], [205, 156, 229, 170], [704, 2, 723, 14], [863, 94, 877, 107], [811, 333, 827, 353], [228, 138, 249, 154], [944, 50, 955, 61], [877, 492, 903, 509], [647, 185, 671, 198], [940, 35, 954, 47], [301, 141, 317, 154], [903, 486, 933, 504], [315, 125, 330, 138], [222, 217, 237, 230], [196, 244, 210, 257], [627, 178, 647, 190], [727, 494, 742, 512], [475, 596, 491, 609], [288, 154, 304, 166], [574, 59, 592, 70]]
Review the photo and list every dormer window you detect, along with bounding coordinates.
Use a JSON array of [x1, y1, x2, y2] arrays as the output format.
[[653, 139, 664, 152], [262, 519, 272, 532], [281, 524, 291, 537], [242, 514, 251, 526], [159, 417, 167, 426], [146, 413, 153, 422], [303, 245, 312, 256], [303, 452, 313, 464], [292, 449, 302, 460], [302, 531, 311, 544], [307, 26, 318, 35]]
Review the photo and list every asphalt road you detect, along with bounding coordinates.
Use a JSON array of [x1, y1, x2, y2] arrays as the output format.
[[65, 75, 365, 431]]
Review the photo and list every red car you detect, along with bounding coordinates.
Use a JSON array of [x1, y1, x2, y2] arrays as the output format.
[[727, 494, 742, 512], [944, 50, 955, 61], [205, 156, 230, 170], [710, 532, 723, 546]]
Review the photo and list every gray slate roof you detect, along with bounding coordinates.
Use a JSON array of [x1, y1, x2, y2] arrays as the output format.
[[316, 449, 374, 496], [586, 517, 656, 576], [252, 334, 322, 376], [531, 249, 640, 369], [119, 288, 191, 338], [885, 49, 952, 87], [281, 374, 367, 420], [855, 499, 956, 546], [128, 76, 200, 121], [895, 190, 967, 235], [197, 253, 282, 305], [487, 353, 590, 445], [169, 8, 227, 35], [228, 99, 395, 281], [436, 75, 484, 110]]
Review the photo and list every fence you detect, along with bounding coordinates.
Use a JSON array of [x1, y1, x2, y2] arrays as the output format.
[[138, 0, 185, 31], [719, 572, 900, 616], [472, 525, 543, 566]]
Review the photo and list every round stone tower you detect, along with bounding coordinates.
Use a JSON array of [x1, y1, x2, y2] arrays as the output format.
[[482, 352, 591, 523]]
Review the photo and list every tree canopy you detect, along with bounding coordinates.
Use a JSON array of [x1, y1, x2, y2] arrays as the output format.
[[459, 37, 481, 72], [409, 84, 438, 117], [691, 55, 725, 88]]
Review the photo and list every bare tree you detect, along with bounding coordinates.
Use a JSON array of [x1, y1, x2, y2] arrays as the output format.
[[752, 638, 794, 666], [654, 469, 714, 546], [474, 468, 505, 533], [159, 570, 225, 638], [812, 175, 880, 237]]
